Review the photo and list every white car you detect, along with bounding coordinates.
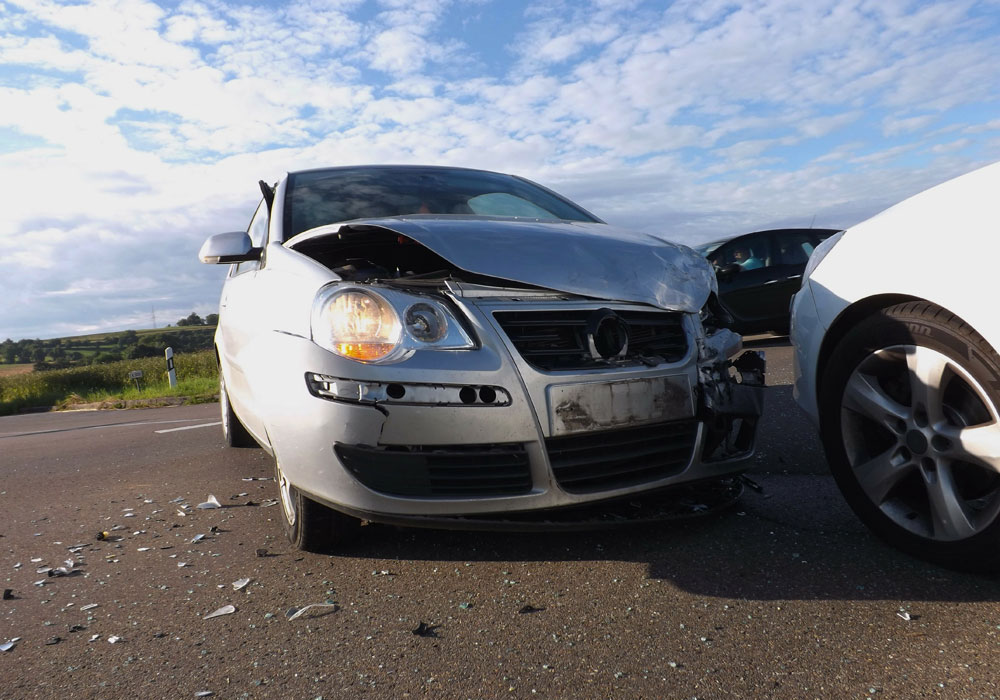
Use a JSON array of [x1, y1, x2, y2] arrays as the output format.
[[792, 161, 1000, 570], [200, 165, 765, 551]]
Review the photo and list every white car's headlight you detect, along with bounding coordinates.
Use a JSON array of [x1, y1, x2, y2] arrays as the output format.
[[311, 285, 475, 363], [803, 230, 845, 280]]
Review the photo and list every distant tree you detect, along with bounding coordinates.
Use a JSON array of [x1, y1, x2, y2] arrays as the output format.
[[128, 344, 160, 359], [51, 347, 67, 361], [205, 313, 219, 326], [3, 346, 15, 364], [32, 347, 46, 364], [69, 351, 84, 362], [118, 330, 139, 348], [94, 351, 122, 364], [177, 312, 205, 327]]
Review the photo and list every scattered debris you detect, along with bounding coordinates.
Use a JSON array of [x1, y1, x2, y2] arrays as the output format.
[[209, 526, 221, 534], [259, 499, 279, 508], [195, 692, 215, 698], [203, 605, 236, 620], [47, 560, 77, 577], [197, 495, 221, 509], [107, 636, 122, 644], [255, 549, 269, 558], [519, 604, 546, 614], [232, 578, 251, 591], [137, 547, 151, 552], [242, 477, 272, 481], [1, 638, 20, 652], [372, 570, 394, 576], [285, 603, 338, 621], [45, 636, 61, 646], [412, 622, 440, 637], [458, 602, 472, 610], [88, 634, 100, 643], [191, 534, 205, 544], [80, 603, 99, 611], [2, 589, 13, 600], [68, 624, 86, 633], [739, 475, 764, 492]]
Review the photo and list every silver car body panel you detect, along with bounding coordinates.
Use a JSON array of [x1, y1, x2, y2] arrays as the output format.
[[288, 217, 716, 314]]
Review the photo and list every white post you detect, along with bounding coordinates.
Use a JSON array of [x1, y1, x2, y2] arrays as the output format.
[[165, 347, 177, 388]]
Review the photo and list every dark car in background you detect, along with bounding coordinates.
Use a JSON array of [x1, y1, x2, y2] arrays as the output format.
[[695, 228, 839, 335]]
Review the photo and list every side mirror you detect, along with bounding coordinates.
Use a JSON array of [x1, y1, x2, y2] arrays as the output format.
[[715, 263, 741, 280], [199, 232, 260, 264]]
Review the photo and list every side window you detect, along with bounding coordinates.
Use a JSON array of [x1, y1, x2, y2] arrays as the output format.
[[774, 231, 817, 266], [716, 234, 773, 271], [232, 199, 268, 276]]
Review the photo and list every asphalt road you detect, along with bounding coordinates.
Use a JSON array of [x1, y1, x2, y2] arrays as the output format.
[[2, 339, 999, 699]]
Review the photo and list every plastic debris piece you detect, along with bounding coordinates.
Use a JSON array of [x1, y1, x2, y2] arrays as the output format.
[[169, 497, 185, 503], [45, 636, 61, 645], [232, 578, 251, 591], [255, 549, 268, 558], [176, 509, 187, 517], [88, 634, 100, 643], [458, 602, 471, 610], [242, 477, 272, 481], [260, 499, 279, 508], [195, 692, 215, 697], [197, 495, 221, 509], [897, 611, 912, 621], [3, 589, 13, 600], [68, 624, 86, 633], [285, 603, 338, 621], [30, 557, 43, 563], [191, 534, 205, 544], [178, 562, 189, 568], [80, 603, 99, 611], [137, 547, 151, 552], [34, 579, 47, 587], [37, 566, 52, 574], [13, 563, 21, 569], [48, 560, 77, 577], [412, 622, 439, 637], [203, 605, 236, 620], [107, 636, 122, 644], [1, 638, 20, 652], [518, 604, 545, 614]]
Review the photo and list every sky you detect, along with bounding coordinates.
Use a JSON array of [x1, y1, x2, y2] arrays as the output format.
[[2, 0, 1000, 341]]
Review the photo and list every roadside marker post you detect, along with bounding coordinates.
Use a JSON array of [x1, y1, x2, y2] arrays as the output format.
[[165, 347, 177, 388], [128, 370, 143, 390]]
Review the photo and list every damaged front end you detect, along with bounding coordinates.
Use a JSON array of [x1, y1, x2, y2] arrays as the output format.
[[696, 305, 766, 462]]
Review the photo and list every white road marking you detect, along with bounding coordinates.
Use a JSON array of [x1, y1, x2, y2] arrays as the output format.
[[155, 422, 222, 434]]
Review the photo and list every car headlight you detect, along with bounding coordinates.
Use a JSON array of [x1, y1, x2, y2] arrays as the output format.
[[312, 285, 475, 363], [803, 230, 845, 280]]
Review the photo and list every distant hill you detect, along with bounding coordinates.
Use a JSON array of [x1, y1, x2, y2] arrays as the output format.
[[0, 325, 216, 371]]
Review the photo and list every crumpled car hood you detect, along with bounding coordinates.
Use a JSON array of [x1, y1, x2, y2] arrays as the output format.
[[289, 216, 716, 313]]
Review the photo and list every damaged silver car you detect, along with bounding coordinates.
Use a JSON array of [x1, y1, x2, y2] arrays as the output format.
[[199, 165, 764, 550]]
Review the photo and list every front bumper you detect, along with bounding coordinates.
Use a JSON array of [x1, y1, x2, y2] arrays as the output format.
[[255, 300, 764, 524]]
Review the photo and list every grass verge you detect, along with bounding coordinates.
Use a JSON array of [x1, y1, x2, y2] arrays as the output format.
[[0, 350, 218, 415]]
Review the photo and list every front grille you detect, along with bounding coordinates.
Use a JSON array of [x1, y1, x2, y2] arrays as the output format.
[[546, 420, 698, 493], [335, 443, 531, 498], [493, 309, 688, 371]]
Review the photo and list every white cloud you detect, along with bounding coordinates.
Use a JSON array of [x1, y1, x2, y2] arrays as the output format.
[[1, 0, 1000, 339]]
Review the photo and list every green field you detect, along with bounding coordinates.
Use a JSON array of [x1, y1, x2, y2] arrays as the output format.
[[0, 349, 218, 416]]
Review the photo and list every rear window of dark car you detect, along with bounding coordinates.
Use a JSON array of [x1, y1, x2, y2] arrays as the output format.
[[284, 166, 599, 239]]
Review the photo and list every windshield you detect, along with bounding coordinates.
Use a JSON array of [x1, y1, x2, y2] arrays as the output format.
[[284, 166, 599, 239], [693, 239, 727, 256]]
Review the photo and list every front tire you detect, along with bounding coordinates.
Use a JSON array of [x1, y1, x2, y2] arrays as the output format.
[[820, 302, 1000, 572], [275, 457, 360, 552], [220, 371, 256, 448]]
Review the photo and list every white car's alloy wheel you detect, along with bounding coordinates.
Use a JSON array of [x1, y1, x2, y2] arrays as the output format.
[[840, 344, 1000, 541], [821, 302, 1000, 571], [276, 460, 297, 528]]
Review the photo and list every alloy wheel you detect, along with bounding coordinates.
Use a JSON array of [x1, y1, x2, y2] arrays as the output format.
[[840, 344, 1000, 541]]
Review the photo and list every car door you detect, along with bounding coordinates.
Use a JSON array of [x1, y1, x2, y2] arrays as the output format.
[[712, 231, 785, 333], [218, 199, 269, 440], [761, 230, 830, 332]]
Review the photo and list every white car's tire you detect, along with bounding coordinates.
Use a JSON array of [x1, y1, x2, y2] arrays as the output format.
[[220, 371, 257, 448], [275, 457, 360, 552], [820, 302, 1000, 572]]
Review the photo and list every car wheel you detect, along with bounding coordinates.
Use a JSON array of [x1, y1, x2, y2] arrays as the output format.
[[820, 302, 1000, 571], [219, 371, 256, 448], [274, 457, 360, 552]]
